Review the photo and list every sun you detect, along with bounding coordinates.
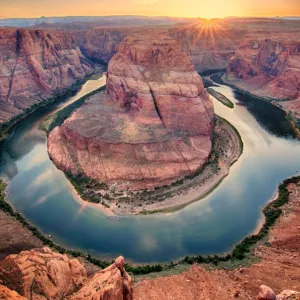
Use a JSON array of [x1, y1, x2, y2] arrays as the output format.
[[182, 18, 233, 63]]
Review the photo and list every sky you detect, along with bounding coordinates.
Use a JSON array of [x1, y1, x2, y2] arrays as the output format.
[[0, 0, 300, 19]]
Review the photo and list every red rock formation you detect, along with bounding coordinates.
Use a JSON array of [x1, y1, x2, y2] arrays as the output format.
[[0, 247, 87, 299], [0, 28, 94, 123], [48, 33, 214, 190], [74, 27, 133, 63], [257, 285, 276, 300], [69, 256, 133, 300], [0, 285, 26, 300], [226, 33, 300, 117], [0, 248, 133, 300]]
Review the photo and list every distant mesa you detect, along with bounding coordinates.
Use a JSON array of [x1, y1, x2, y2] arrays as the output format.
[[48, 33, 214, 190]]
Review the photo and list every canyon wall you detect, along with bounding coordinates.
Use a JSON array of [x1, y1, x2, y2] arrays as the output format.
[[0, 28, 94, 124], [48, 33, 214, 190], [1, 19, 299, 127], [168, 24, 244, 72], [226, 32, 300, 118]]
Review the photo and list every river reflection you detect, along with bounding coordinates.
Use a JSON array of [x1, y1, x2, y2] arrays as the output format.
[[0, 76, 299, 263]]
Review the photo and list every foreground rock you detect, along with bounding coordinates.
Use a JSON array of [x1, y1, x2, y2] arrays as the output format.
[[0, 28, 94, 123], [0, 285, 26, 299], [277, 290, 300, 300], [48, 33, 214, 190], [69, 256, 132, 300], [0, 248, 133, 300], [257, 285, 276, 300], [0, 247, 87, 299]]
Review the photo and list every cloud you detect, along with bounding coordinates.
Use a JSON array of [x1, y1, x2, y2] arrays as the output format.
[[134, 0, 159, 5]]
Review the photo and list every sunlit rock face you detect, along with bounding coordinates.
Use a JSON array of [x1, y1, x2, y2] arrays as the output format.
[[226, 33, 300, 116], [48, 33, 214, 190], [0, 248, 133, 300], [0, 28, 94, 123], [0, 247, 87, 299]]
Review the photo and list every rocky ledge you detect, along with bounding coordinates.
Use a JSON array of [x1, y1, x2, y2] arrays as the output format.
[[0, 247, 133, 300], [48, 33, 214, 190]]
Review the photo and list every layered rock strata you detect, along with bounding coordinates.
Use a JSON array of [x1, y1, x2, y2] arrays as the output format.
[[48, 33, 214, 190], [0, 29, 94, 123], [226, 33, 300, 117]]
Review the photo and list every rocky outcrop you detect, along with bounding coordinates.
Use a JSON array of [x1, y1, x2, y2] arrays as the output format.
[[0, 285, 27, 300], [0, 248, 133, 300], [277, 290, 300, 300], [48, 33, 214, 190], [69, 256, 133, 300], [0, 28, 94, 123], [0, 247, 87, 299], [225, 33, 300, 117]]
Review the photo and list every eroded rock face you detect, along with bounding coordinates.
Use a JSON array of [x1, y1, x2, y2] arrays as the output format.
[[0, 247, 87, 299], [0, 248, 133, 300], [48, 33, 214, 190], [0, 285, 26, 300], [168, 24, 244, 72], [226, 34, 300, 117], [277, 290, 300, 300], [69, 256, 133, 300], [0, 29, 94, 123]]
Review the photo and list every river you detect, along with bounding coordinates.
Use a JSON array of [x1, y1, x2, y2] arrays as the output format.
[[0, 75, 299, 264]]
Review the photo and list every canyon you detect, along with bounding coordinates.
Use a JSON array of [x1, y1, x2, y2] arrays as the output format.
[[226, 30, 300, 124], [48, 33, 214, 190], [1, 16, 300, 300], [1, 19, 300, 128]]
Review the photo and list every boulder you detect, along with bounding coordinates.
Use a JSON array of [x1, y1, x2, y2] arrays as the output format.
[[257, 285, 276, 300]]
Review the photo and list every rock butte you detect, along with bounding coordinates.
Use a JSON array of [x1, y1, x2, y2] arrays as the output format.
[[48, 33, 214, 190]]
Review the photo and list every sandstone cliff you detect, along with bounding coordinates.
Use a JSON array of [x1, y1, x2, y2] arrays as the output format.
[[0, 247, 133, 300], [0, 29, 94, 124], [48, 33, 214, 190], [226, 33, 300, 118], [74, 27, 134, 63], [168, 21, 244, 72]]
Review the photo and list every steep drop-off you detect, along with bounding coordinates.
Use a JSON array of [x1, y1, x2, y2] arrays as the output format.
[[48, 33, 214, 190], [0, 29, 95, 124]]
